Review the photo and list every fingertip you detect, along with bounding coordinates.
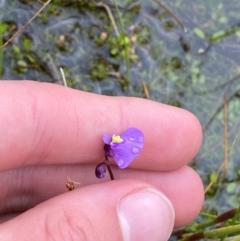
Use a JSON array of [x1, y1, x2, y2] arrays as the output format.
[[175, 173, 204, 227], [127, 101, 203, 171], [183, 108, 203, 156], [166, 166, 204, 227]]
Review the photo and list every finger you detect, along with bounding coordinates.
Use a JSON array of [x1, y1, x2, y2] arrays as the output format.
[[0, 165, 203, 227], [0, 213, 20, 224], [0, 180, 175, 241], [0, 81, 202, 171]]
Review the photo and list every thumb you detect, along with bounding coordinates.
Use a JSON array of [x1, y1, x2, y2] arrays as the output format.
[[0, 180, 175, 241]]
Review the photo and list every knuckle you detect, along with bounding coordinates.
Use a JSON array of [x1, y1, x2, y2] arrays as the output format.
[[44, 208, 98, 241]]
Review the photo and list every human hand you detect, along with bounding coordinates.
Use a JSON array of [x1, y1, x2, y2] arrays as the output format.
[[0, 81, 203, 241]]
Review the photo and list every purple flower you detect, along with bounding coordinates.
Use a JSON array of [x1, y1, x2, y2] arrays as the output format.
[[103, 127, 144, 169]]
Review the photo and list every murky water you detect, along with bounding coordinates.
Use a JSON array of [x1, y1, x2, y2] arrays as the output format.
[[1, 0, 240, 215]]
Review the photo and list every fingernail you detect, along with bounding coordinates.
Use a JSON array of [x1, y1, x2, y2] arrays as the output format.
[[117, 188, 175, 241]]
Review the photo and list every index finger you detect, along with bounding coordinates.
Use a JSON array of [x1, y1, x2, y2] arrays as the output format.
[[0, 81, 202, 171]]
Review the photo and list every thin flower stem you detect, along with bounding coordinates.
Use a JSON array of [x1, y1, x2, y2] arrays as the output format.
[[104, 156, 114, 180], [106, 163, 114, 180]]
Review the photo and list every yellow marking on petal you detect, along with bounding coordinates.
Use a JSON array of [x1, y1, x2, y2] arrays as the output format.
[[111, 134, 123, 143]]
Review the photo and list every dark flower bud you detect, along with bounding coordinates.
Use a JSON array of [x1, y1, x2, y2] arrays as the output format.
[[95, 163, 106, 179]]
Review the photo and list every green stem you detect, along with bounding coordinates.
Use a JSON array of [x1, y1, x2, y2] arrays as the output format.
[[230, 207, 240, 224], [209, 24, 240, 43], [199, 211, 217, 219], [204, 224, 240, 238], [231, 235, 240, 241], [192, 219, 215, 230], [112, 0, 130, 83]]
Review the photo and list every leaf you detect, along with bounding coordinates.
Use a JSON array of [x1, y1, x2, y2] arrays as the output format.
[[194, 28, 206, 39]]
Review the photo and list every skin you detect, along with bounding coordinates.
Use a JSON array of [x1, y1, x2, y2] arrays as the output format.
[[0, 81, 204, 240]]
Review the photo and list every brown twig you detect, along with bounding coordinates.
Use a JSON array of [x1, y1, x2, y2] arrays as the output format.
[[96, 2, 120, 36], [0, 0, 52, 50], [60, 67, 68, 87], [153, 0, 186, 31], [223, 94, 228, 179], [204, 104, 240, 194], [143, 82, 150, 99]]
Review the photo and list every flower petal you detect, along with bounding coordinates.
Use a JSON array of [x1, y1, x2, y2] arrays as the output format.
[[111, 128, 144, 168], [103, 134, 111, 144], [121, 127, 144, 149]]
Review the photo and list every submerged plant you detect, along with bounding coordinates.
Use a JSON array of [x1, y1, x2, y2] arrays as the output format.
[[95, 127, 144, 180]]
